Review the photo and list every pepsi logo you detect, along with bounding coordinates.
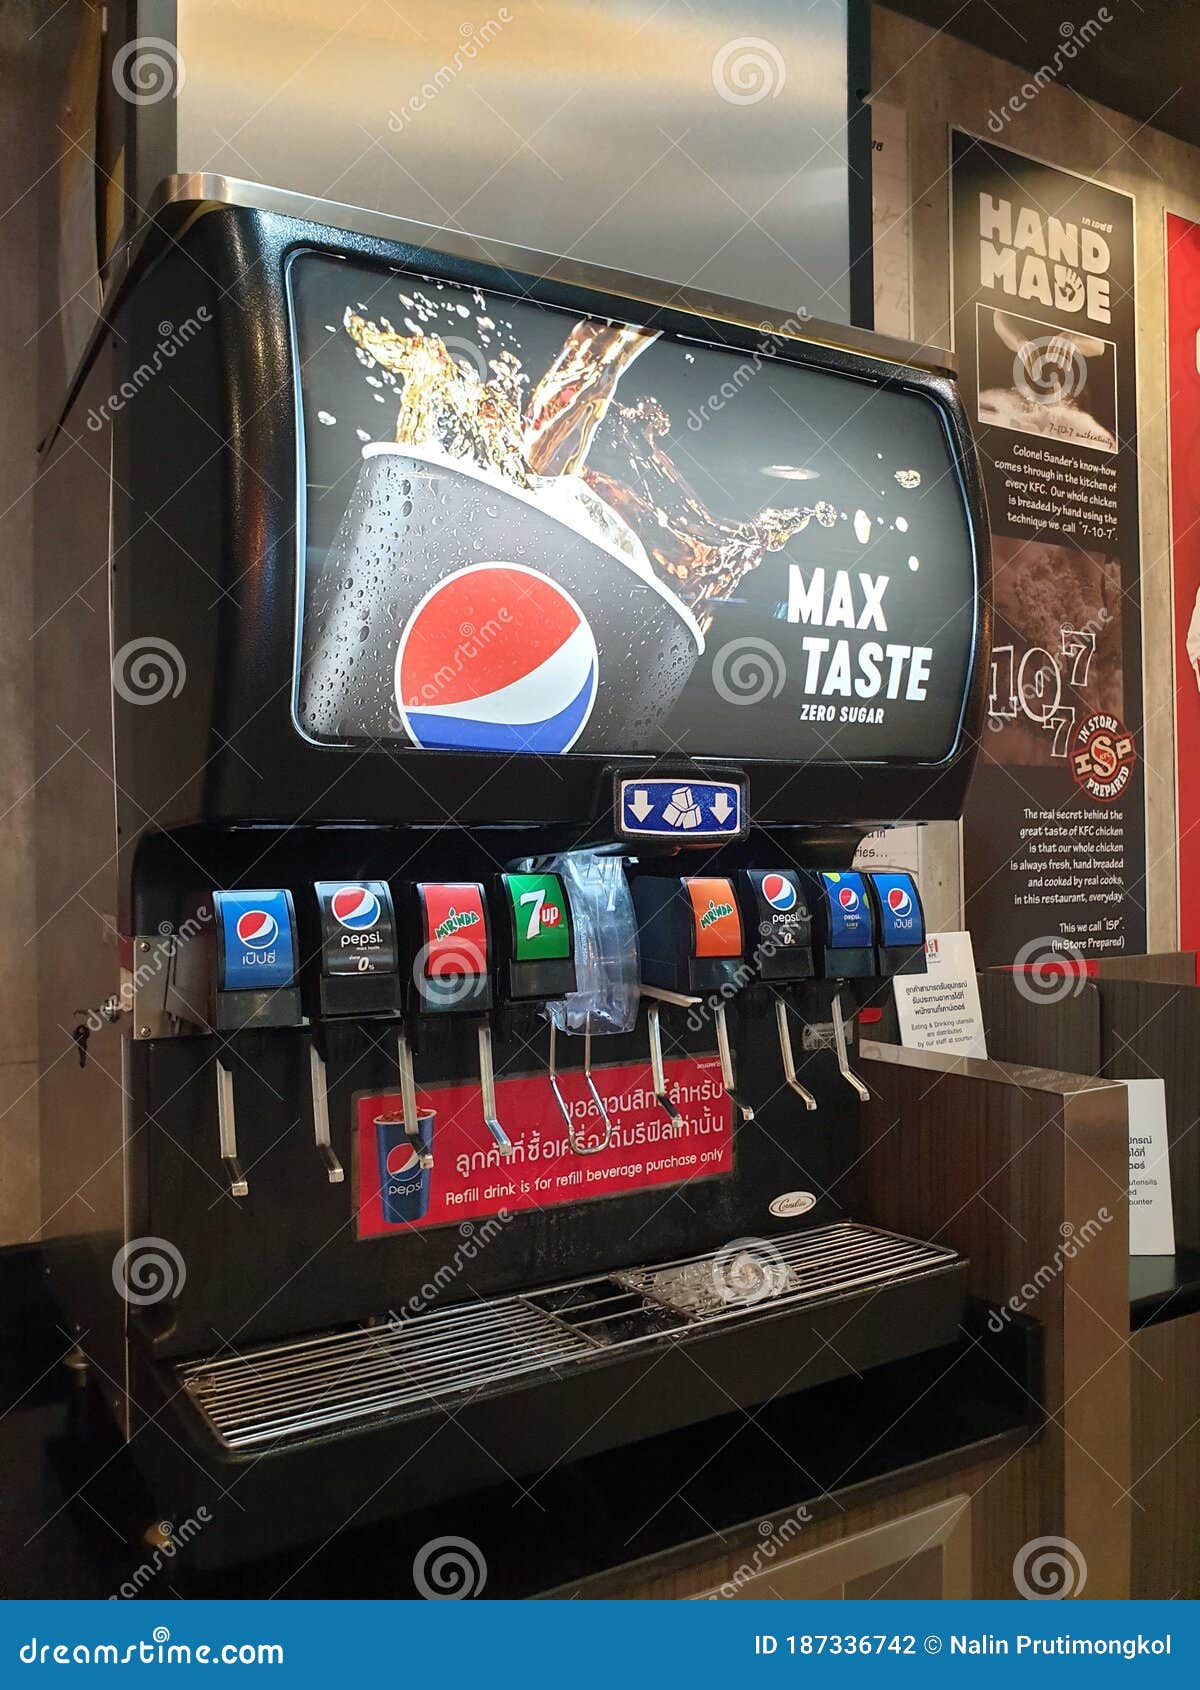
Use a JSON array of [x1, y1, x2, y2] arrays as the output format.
[[838, 886, 860, 912], [761, 873, 797, 912], [332, 885, 381, 930], [395, 564, 598, 754], [887, 885, 913, 917], [385, 1144, 421, 1180], [236, 909, 279, 949]]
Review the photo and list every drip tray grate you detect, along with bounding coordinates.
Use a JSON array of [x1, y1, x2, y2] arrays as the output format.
[[177, 1223, 960, 1452]]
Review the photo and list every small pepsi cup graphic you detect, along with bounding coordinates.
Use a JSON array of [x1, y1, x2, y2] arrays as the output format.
[[375, 1108, 434, 1225]]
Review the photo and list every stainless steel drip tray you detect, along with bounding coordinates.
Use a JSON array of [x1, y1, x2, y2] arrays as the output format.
[[174, 1224, 966, 1467]]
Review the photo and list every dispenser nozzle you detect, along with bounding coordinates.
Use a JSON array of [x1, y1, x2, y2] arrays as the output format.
[[215, 1055, 249, 1198], [309, 1044, 344, 1183], [773, 997, 818, 1111], [476, 1020, 513, 1157], [714, 1002, 754, 1122], [832, 991, 870, 1101]]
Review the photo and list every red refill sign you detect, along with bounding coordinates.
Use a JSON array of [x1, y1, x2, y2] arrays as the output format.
[[356, 1055, 731, 1237], [1168, 212, 1200, 957]]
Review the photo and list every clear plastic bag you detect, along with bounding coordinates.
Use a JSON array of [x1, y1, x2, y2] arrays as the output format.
[[512, 849, 640, 1035]]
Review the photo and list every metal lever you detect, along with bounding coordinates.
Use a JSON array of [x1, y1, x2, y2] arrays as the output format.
[[396, 1029, 433, 1168], [714, 1003, 754, 1122], [476, 1021, 513, 1157], [548, 1019, 614, 1155], [774, 998, 817, 1111], [580, 1018, 616, 1153], [646, 1002, 684, 1128], [832, 992, 870, 1101], [309, 1044, 344, 1183], [215, 1055, 248, 1198]]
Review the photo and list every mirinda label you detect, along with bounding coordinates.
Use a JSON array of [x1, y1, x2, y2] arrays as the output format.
[[419, 882, 488, 977], [686, 877, 742, 958]]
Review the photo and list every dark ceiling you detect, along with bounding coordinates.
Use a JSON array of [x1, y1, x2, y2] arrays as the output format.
[[884, 0, 1200, 149]]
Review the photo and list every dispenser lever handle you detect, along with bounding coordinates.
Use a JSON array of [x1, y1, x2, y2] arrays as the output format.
[[309, 1044, 344, 1184], [215, 1054, 249, 1198], [833, 992, 871, 1101], [476, 1021, 514, 1158], [646, 1003, 684, 1128], [774, 999, 818, 1112], [715, 1003, 754, 1122]]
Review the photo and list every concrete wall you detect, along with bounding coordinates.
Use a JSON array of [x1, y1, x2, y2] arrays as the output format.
[[873, 4, 1198, 951]]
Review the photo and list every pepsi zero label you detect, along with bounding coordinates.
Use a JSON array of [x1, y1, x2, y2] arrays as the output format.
[[871, 872, 924, 948], [744, 870, 811, 948], [820, 872, 873, 949], [315, 880, 398, 976], [215, 889, 297, 991]]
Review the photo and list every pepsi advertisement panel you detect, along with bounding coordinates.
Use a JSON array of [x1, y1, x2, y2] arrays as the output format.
[[289, 251, 979, 765]]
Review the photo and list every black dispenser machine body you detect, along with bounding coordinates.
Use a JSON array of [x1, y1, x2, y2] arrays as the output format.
[[67, 179, 990, 1565]]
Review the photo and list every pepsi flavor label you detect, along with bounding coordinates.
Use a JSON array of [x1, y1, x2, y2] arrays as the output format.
[[820, 872, 873, 949], [215, 890, 297, 991], [744, 871, 811, 944], [315, 881, 397, 976], [870, 872, 924, 949]]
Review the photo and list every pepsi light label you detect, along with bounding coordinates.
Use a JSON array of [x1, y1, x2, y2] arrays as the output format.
[[215, 889, 297, 991], [315, 880, 398, 976], [871, 872, 924, 948], [820, 872, 873, 949]]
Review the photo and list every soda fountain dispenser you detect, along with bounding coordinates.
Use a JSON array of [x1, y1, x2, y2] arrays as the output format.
[[37, 178, 991, 1571]]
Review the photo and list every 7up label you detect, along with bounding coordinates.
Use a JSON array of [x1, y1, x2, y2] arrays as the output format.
[[505, 873, 571, 963]]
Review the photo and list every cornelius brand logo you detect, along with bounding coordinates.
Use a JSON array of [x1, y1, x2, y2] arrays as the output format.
[[700, 898, 735, 929], [394, 563, 598, 754], [236, 910, 279, 950], [761, 873, 797, 912], [331, 885, 382, 945], [769, 1191, 816, 1219], [434, 907, 481, 942], [978, 192, 1114, 325]]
